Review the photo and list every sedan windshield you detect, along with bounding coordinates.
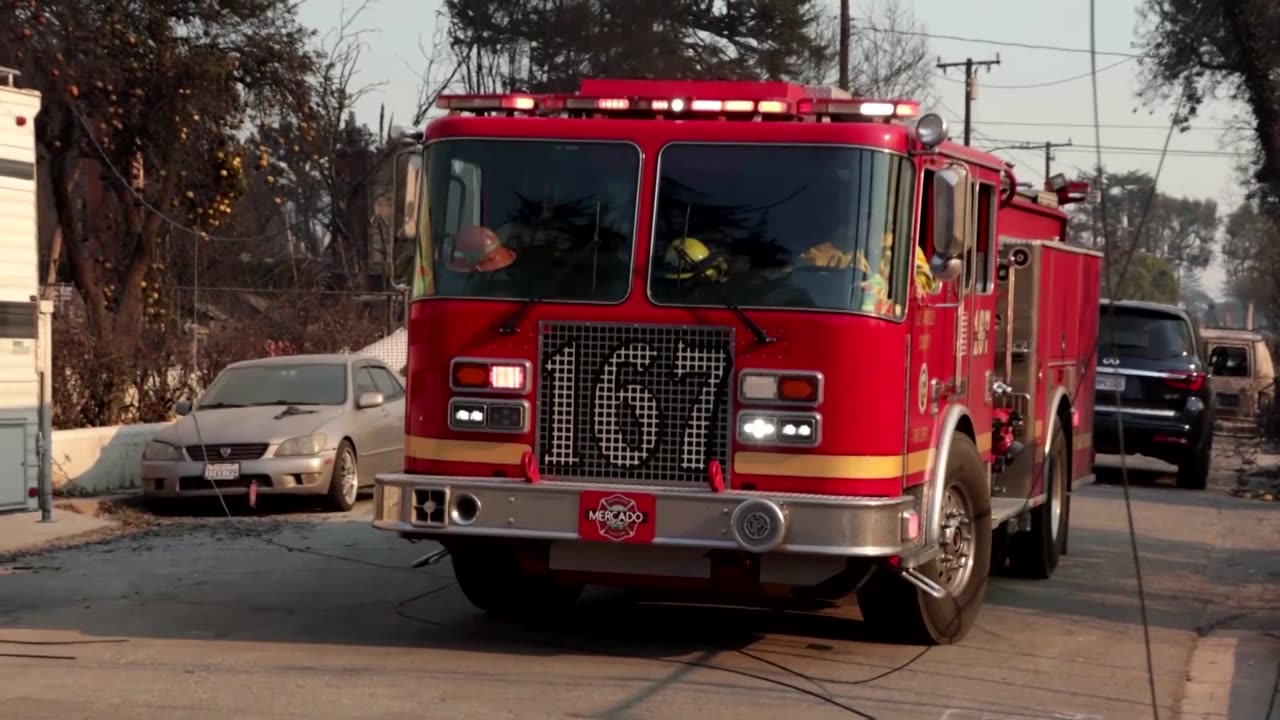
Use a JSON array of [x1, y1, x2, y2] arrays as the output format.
[[648, 144, 915, 317], [1098, 308, 1195, 360], [198, 364, 348, 408], [413, 139, 640, 303]]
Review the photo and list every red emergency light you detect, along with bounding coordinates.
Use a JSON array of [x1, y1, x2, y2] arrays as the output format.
[[1048, 174, 1092, 206], [794, 98, 919, 119], [436, 94, 539, 113]]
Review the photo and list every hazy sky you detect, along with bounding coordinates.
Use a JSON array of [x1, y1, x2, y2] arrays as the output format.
[[299, 0, 1247, 294]]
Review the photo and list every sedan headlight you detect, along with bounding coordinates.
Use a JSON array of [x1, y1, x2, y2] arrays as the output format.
[[143, 440, 183, 461], [276, 433, 327, 457]]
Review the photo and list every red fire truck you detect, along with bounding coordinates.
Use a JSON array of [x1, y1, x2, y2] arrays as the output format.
[[374, 78, 1101, 645]]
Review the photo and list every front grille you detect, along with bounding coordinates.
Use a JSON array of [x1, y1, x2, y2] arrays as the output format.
[[186, 444, 269, 461], [536, 320, 735, 486]]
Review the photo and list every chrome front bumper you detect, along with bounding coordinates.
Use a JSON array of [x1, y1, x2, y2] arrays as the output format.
[[372, 473, 921, 557]]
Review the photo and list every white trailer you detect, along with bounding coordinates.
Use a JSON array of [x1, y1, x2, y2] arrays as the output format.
[[0, 69, 50, 513]]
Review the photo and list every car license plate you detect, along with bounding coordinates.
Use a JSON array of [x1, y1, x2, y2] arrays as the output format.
[[1095, 374, 1125, 392], [578, 489, 656, 544], [204, 463, 241, 481]]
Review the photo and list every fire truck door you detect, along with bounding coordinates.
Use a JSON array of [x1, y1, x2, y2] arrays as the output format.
[[965, 182, 999, 438], [910, 165, 968, 420]]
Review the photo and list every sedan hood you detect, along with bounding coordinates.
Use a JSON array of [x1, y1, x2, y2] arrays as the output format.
[[154, 405, 345, 447]]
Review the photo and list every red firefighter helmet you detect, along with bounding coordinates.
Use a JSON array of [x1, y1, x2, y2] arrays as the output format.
[[447, 225, 517, 273]]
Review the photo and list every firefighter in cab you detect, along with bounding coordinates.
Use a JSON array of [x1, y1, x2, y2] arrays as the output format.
[[661, 236, 728, 281], [447, 225, 517, 273]]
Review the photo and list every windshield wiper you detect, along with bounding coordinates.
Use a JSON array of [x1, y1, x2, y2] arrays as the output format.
[[668, 202, 774, 345], [251, 401, 322, 406], [669, 242, 775, 345], [197, 402, 244, 409], [498, 201, 604, 335]]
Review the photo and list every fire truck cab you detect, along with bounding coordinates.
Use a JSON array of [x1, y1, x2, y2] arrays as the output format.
[[374, 78, 1101, 645]]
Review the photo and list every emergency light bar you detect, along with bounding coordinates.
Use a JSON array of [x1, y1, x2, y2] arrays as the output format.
[[434, 91, 918, 122]]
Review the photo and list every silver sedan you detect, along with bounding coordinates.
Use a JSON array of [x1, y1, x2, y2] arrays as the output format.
[[140, 354, 405, 511]]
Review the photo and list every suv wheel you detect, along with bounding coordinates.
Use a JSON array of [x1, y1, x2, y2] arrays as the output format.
[[1175, 438, 1211, 490]]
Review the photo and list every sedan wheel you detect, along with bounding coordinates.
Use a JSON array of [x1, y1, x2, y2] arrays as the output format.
[[326, 440, 359, 512]]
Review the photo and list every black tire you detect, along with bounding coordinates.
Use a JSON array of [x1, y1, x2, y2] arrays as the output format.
[[325, 440, 360, 512], [857, 433, 992, 645], [451, 543, 583, 622], [143, 496, 179, 516], [1175, 437, 1210, 490], [1004, 420, 1069, 578]]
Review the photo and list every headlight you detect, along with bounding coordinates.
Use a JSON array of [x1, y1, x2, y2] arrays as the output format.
[[737, 412, 820, 446], [276, 433, 327, 457], [143, 440, 183, 461]]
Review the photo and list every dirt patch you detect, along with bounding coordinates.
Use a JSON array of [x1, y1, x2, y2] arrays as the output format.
[[1233, 465, 1280, 501], [1, 494, 288, 564]]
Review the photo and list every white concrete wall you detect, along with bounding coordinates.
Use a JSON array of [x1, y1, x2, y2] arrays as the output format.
[[51, 422, 172, 495]]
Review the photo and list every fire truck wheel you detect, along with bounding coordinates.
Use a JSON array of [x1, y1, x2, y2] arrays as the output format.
[[451, 543, 584, 622], [856, 432, 991, 646], [1004, 420, 1069, 579]]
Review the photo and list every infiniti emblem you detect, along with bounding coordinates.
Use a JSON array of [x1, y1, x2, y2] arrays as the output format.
[[1102, 357, 1120, 366], [219, 447, 232, 459]]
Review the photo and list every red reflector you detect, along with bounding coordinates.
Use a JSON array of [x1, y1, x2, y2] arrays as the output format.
[[452, 363, 489, 388], [27, 486, 37, 498], [16, 116, 27, 127]]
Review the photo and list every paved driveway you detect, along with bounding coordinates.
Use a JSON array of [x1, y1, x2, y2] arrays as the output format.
[[1, 462, 1277, 719]]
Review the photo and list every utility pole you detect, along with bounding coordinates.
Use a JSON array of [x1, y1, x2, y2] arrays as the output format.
[[988, 139, 1073, 184], [1039, 140, 1073, 181], [936, 55, 1001, 145], [838, 0, 851, 91]]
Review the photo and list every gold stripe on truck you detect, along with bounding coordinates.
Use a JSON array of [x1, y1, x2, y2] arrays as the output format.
[[734, 449, 933, 479], [406, 436, 531, 465]]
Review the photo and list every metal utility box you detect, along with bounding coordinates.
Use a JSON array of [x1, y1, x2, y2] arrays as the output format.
[[0, 71, 48, 513]]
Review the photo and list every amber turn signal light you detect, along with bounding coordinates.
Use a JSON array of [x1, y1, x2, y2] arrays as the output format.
[[778, 376, 819, 402]]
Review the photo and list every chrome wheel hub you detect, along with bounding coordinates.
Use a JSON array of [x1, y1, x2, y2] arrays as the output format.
[[340, 451, 358, 503], [1049, 447, 1064, 540], [937, 484, 975, 594]]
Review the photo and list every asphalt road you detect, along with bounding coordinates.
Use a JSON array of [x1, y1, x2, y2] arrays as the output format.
[[1, 458, 1278, 720]]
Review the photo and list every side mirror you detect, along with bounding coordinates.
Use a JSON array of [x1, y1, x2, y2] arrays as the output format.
[[930, 164, 970, 265], [393, 150, 423, 242], [933, 257, 963, 282], [174, 400, 192, 416], [357, 391, 385, 410]]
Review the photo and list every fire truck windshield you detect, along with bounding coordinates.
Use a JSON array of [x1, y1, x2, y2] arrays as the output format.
[[648, 144, 915, 317], [416, 139, 640, 302]]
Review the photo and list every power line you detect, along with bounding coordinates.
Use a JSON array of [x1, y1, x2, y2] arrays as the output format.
[[858, 24, 1144, 58], [1088, 0, 1163, 716], [1050, 147, 1243, 158], [933, 56, 1136, 90], [956, 119, 1235, 131], [980, 139, 1244, 157]]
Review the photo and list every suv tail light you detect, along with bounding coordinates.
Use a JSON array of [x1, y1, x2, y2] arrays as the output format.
[[1164, 372, 1206, 392]]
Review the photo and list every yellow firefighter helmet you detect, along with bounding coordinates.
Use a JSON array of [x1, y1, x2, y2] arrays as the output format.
[[663, 236, 727, 280]]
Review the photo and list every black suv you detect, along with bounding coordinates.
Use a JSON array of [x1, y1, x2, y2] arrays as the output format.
[[1094, 300, 1215, 489]]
